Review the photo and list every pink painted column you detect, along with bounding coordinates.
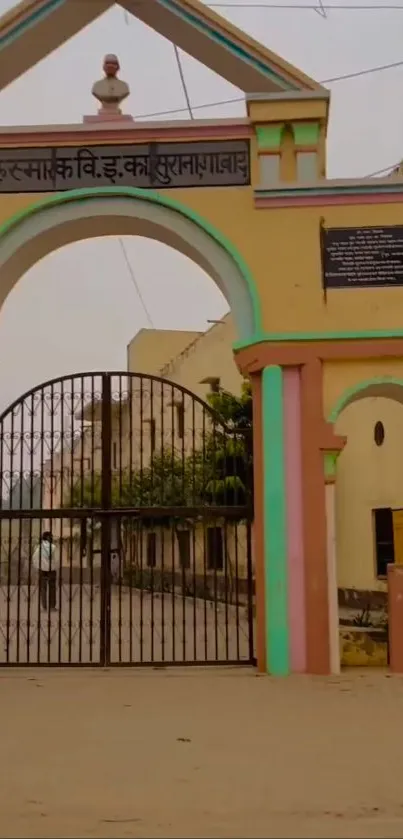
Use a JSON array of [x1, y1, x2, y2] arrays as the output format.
[[283, 368, 306, 672]]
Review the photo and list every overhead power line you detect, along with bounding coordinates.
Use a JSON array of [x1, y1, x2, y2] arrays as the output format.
[[118, 239, 154, 328], [323, 57, 403, 82], [173, 45, 194, 118], [207, 3, 403, 8], [131, 57, 403, 121], [122, 6, 403, 179]]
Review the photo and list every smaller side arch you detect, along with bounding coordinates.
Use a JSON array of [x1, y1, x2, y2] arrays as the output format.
[[328, 376, 403, 424]]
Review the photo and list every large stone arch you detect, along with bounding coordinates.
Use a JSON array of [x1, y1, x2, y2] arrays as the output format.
[[0, 186, 261, 343]]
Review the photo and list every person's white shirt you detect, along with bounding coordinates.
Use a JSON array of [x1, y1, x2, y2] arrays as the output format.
[[32, 539, 58, 572]]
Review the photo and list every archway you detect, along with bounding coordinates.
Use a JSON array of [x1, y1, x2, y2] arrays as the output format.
[[0, 187, 260, 667], [328, 377, 403, 424], [328, 377, 403, 668], [0, 187, 260, 344]]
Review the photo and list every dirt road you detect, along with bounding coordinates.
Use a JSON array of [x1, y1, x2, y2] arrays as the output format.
[[1, 668, 403, 838]]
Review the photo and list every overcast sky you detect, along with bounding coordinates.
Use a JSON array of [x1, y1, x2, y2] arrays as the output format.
[[0, 0, 401, 409]]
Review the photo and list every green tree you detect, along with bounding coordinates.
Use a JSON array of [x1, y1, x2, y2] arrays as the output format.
[[202, 378, 253, 507], [206, 378, 252, 432], [66, 379, 253, 513]]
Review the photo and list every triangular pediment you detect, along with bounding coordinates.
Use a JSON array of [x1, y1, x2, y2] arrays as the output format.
[[0, 0, 326, 96]]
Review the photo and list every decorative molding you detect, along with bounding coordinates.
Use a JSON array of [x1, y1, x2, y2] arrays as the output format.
[[0, 118, 253, 147], [246, 91, 330, 102], [255, 123, 284, 151], [292, 121, 320, 146], [254, 177, 403, 208], [324, 450, 340, 483], [328, 376, 403, 423], [233, 328, 403, 352]]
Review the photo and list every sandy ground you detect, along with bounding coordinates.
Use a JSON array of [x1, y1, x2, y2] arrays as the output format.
[[1, 669, 403, 838]]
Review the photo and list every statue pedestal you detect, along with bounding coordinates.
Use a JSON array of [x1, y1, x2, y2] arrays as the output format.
[[83, 112, 134, 124]]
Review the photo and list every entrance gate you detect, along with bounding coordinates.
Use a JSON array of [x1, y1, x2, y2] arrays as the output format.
[[0, 372, 254, 666]]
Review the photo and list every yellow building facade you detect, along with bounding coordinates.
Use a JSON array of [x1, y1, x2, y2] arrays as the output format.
[[3, 0, 403, 673], [131, 319, 403, 604]]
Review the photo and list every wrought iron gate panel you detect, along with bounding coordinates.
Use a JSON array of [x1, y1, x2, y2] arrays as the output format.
[[0, 372, 254, 666]]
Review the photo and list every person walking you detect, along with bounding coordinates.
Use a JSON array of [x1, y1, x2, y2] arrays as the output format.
[[32, 531, 58, 611]]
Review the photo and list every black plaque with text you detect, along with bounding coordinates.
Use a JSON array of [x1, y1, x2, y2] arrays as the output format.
[[322, 225, 403, 288], [0, 139, 250, 193]]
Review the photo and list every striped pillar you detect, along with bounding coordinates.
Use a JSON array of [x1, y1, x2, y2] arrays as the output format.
[[283, 368, 306, 673], [262, 365, 289, 675]]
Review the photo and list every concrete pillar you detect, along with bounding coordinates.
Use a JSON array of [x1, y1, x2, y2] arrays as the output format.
[[387, 564, 403, 672]]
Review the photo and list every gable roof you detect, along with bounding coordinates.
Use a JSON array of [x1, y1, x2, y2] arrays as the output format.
[[0, 0, 326, 96]]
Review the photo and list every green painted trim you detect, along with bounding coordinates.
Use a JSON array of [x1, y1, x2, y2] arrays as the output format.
[[0, 0, 302, 91], [324, 451, 339, 480], [292, 121, 320, 146], [233, 328, 403, 352], [262, 365, 289, 676], [256, 124, 284, 151], [0, 186, 262, 337], [328, 376, 403, 423], [0, 0, 65, 49], [255, 182, 403, 199]]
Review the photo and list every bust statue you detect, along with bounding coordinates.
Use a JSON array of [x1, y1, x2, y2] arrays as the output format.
[[91, 54, 130, 118]]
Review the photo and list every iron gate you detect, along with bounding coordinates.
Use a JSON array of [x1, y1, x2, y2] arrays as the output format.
[[0, 372, 255, 666]]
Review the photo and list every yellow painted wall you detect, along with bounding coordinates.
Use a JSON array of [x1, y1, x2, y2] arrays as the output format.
[[127, 316, 242, 398], [159, 314, 242, 400], [7, 189, 403, 337], [335, 397, 403, 591], [127, 328, 201, 377]]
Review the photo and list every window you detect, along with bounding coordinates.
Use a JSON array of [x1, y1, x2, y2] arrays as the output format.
[[259, 153, 280, 185], [150, 419, 156, 454], [112, 441, 117, 469], [374, 421, 385, 447], [207, 527, 224, 571], [177, 530, 191, 569], [176, 403, 185, 440], [296, 151, 317, 181], [374, 508, 394, 577], [146, 532, 157, 568]]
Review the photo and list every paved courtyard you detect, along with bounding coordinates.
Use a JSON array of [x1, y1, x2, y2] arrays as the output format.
[[1, 668, 403, 838], [0, 584, 251, 664]]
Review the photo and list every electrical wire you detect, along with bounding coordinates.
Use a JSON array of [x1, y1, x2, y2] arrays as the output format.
[[323, 57, 403, 81], [118, 239, 154, 328], [173, 45, 194, 118], [314, 0, 327, 15], [131, 56, 403, 121], [122, 6, 403, 180], [207, 2, 403, 7], [121, 1, 403, 121]]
